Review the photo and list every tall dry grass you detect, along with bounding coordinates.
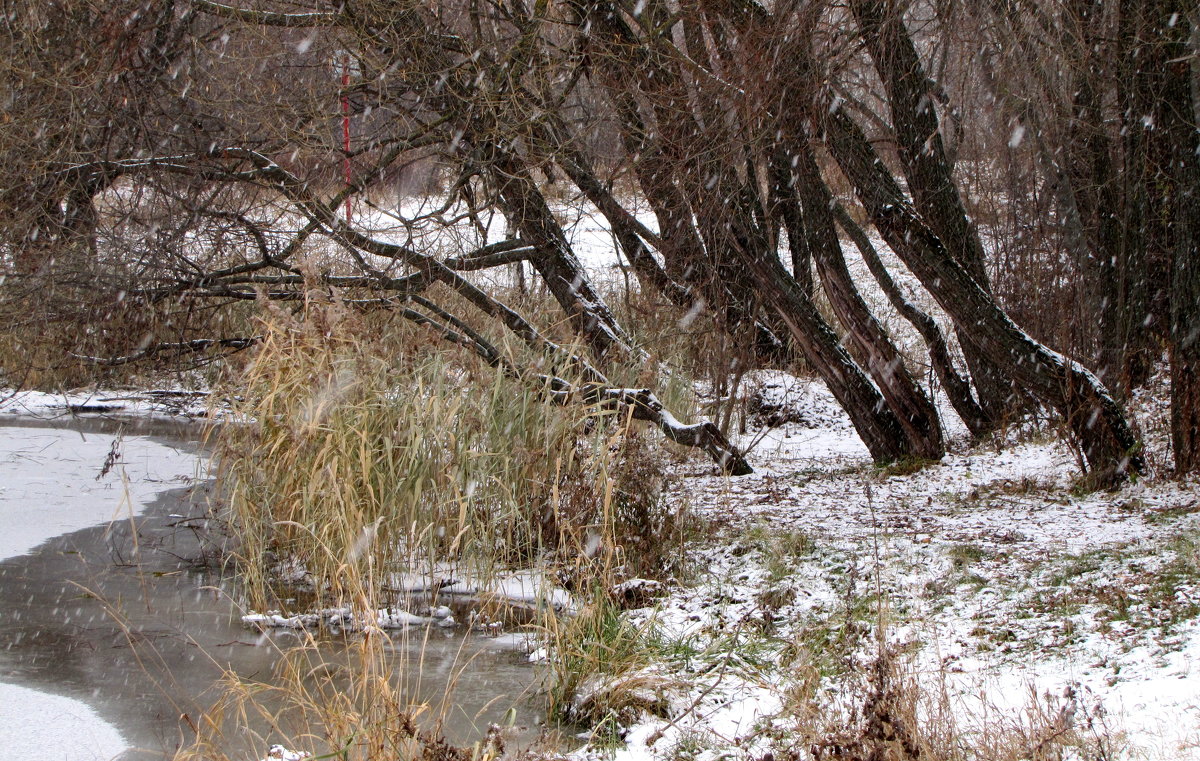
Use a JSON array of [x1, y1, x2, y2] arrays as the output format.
[[176, 297, 696, 759], [794, 647, 1123, 761], [219, 304, 633, 610]]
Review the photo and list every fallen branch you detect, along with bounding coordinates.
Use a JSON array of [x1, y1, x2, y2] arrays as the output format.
[[72, 337, 261, 366]]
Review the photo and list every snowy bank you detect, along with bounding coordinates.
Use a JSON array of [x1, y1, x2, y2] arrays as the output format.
[[0, 418, 205, 760]]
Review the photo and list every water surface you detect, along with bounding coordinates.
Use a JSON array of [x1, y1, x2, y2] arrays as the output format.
[[0, 417, 544, 759]]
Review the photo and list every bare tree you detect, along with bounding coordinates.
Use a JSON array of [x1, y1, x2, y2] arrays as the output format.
[[10, 0, 1192, 483]]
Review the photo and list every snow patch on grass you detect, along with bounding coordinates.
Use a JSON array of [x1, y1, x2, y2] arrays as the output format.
[[564, 370, 1200, 761]]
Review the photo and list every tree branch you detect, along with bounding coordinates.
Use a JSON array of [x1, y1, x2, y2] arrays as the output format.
[[193, 0, 343, 27]]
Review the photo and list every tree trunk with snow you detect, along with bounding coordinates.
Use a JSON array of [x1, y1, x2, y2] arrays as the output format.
[[790, 140, 944, 460], [832, 203, 991, 440], [848, 0, 1025, 423], [825, 110, 1140, 485]]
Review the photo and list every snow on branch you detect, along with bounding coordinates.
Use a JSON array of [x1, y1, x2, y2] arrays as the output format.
[[193, 0, 343, 27], [72, 337, 262, 366]]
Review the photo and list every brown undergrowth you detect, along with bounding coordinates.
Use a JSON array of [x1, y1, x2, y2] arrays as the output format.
[[787, 646, 1121, 761], [176, 299, 693, 760]]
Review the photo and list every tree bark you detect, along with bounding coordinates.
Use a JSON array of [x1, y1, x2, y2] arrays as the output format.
[[791, 140, 944, 459], [768, 151, 814, 297], [849, 0, 1022, 421], [831, 202, 991, 440], [1160, 5, 1200, 474], [825, 111, 1141, 485]]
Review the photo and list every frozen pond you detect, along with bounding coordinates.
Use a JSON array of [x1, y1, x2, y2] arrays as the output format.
[[0, 417, 543, 760]]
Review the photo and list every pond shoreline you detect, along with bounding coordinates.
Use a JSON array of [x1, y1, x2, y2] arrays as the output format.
[[0, 417, 547, 759], [0, 417, 225, 759]]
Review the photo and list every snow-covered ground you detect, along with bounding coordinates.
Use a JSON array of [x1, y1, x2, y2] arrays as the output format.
[[0, 387, 213, 423], [0, 408, 205, 760], [573, 370, 1200, 761], [0, 682, 127, 761]]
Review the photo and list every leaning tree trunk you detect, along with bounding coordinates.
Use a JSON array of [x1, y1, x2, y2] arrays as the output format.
[[581, 1, 789, 361], [479, 142, 630, 362], [741, 243, 914, 464], [789, 139, 944, 459], [831, 202, 991, 440], [849, 0, 1022, 423], [825, 110, 1142, 485], [537, 116, 692, 308]]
